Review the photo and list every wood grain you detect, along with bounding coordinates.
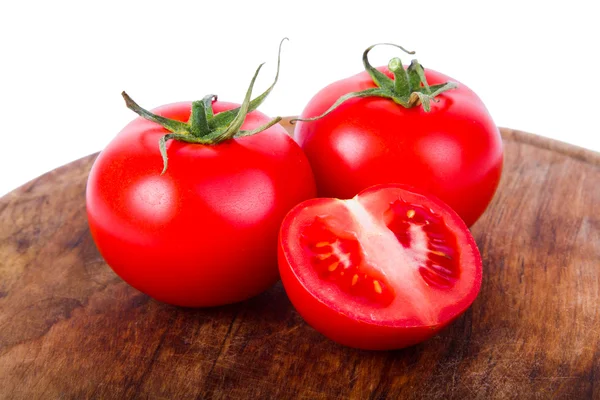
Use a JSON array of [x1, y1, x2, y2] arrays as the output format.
[[1, 123, 599, 399]]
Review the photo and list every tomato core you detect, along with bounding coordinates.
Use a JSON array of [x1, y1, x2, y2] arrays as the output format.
[[298, 194, 462, 311]]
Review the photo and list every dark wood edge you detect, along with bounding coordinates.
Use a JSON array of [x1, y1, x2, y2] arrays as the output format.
[[498, 127, 600, 166]]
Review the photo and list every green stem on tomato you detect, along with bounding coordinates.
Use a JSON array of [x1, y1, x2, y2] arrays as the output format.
[[122, 92, 190, 134], [208, 38, 288, 129], [188, 95, 216, 137], [122, 38, 288, 174], [291, 42, 458, 124]]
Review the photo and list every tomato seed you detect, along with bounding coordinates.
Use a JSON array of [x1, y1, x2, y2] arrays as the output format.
[[373, 280, 382, 294], [429, 250, 449, 258]]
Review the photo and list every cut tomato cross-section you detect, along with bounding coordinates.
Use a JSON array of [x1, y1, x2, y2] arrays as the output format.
[[278, 184, 482, 350]]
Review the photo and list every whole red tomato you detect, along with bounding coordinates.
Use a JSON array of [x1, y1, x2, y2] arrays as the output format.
[[87, 45, 316, 307], [294, 44, 503, 226], [278, 184, 482, 350]]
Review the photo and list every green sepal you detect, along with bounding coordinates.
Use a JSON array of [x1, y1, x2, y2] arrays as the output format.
[[291, 88, 389, 123], [209, 38, 287, 129], [122, 92, 190, 134], [236, 116, 282, 138], [292, 42, 458, 124], [158, 133, 196, 174], [388, 57, 411, 96], [209, 62, 263, 142], [122, 39, 288, 173], [407, 60, 430, 93]]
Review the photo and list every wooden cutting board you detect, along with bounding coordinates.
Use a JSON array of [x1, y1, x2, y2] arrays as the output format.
[[1, 120, 599, 399]]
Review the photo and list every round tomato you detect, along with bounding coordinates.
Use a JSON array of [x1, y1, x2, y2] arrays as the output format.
[[294, 45, 503, 226], [87, 99, 316, 307], [278, 184, 482, 350]]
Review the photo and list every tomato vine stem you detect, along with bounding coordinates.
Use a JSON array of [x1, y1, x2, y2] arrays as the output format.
[[290, 43, 458, 124], [122, 38, 288, 174]]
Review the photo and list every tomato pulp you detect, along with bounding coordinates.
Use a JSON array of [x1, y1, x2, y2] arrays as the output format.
[[278, 184, 482, 350], [294, 66, 503, 227], [87, 101, 316, 307]]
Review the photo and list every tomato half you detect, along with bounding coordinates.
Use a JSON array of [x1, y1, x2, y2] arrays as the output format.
[[294, 65, 503, 227], [278, 184, 482, 350], [87, 101, 316, 307]]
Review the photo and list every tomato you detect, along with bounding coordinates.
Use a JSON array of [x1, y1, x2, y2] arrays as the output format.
[[87, 100, 316, 307], [87, 42, 316, 307], [278, 184, 482, 350], [294, 44, 503, 226]]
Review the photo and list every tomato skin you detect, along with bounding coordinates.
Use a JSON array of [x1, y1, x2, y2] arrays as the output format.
[[294, 67, 503, 227], [278, 226, 441, 350], [86, 101, 316, 307], [278, 184, 482, 350]]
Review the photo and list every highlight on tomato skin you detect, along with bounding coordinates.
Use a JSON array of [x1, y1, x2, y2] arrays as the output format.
[[278, 183, 482, 350]]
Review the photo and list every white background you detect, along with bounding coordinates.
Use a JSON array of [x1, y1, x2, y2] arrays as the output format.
[[1, 0, 599, 197]]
